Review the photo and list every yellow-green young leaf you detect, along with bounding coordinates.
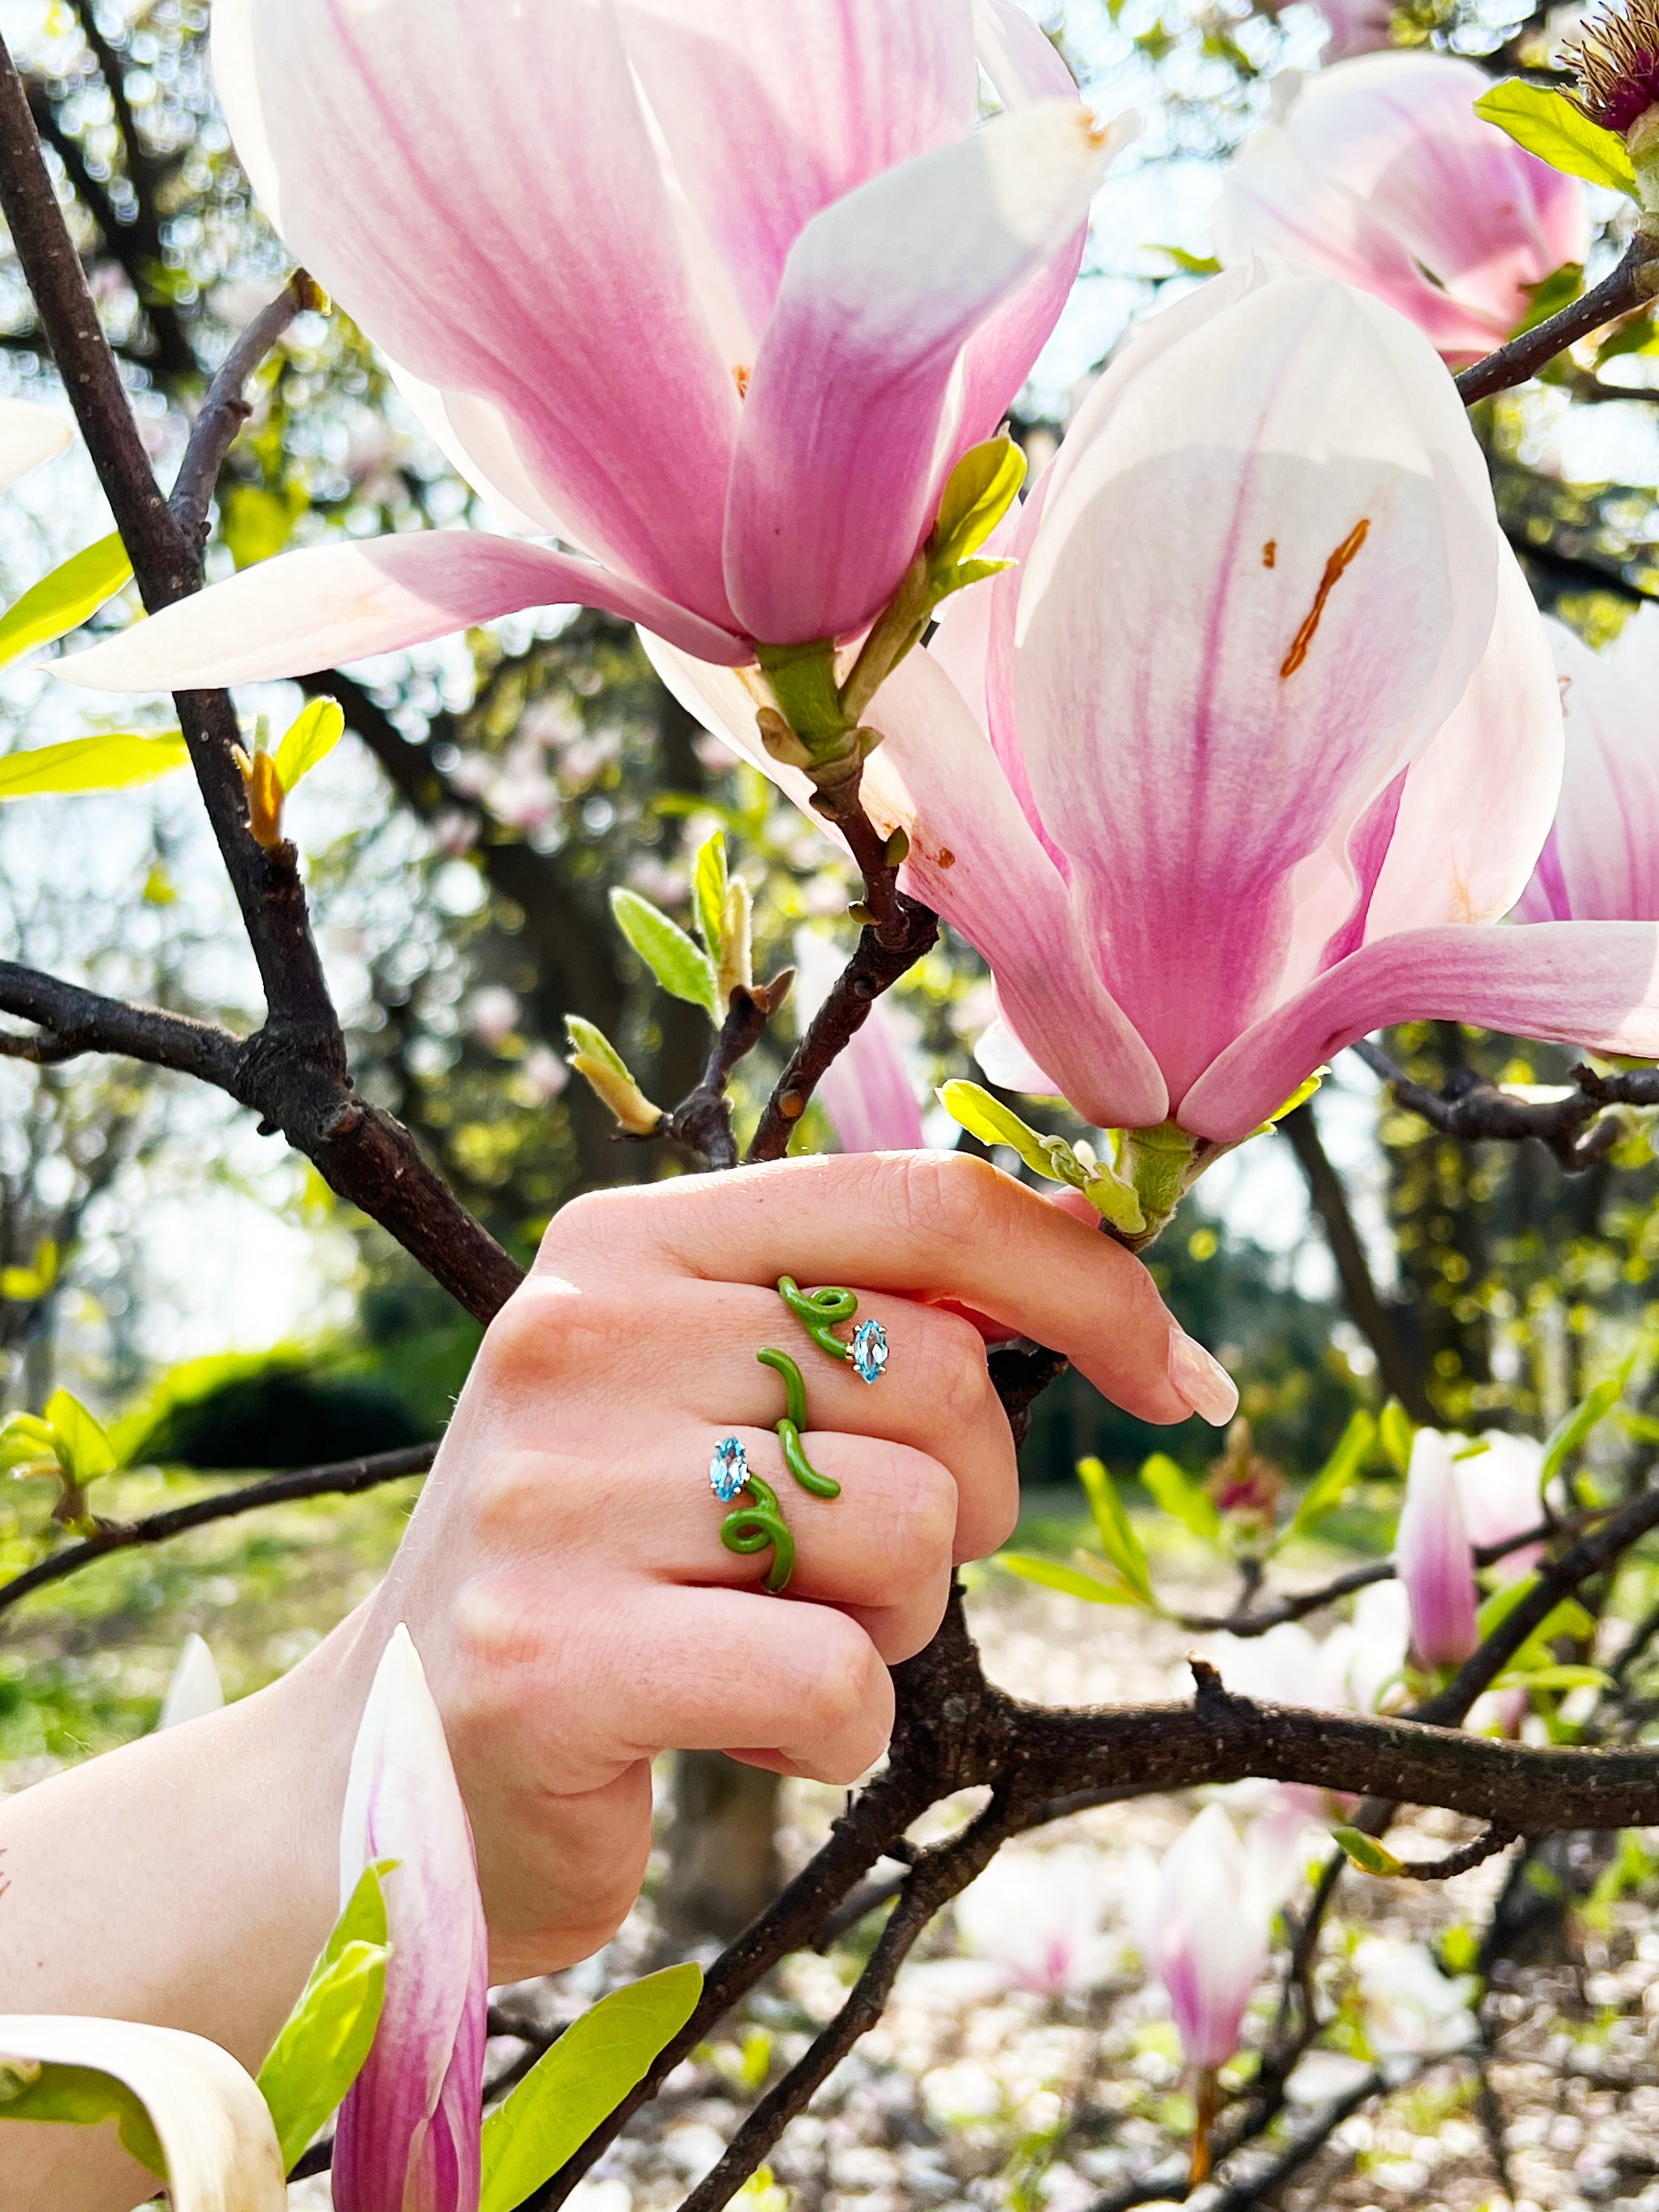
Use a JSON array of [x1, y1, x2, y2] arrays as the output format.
[[257, 1860, 392, 2172], [1284, 1410, 1378, 1544], [0, 531, 133, 668], [1378, 1398, 1415, 1477], [1475, 1571, 1539, 1645], [996, 1551, 1142, 1605], [1150, 243, 1222, 275], [0, 731, 188, 800], [272, 698, 345, 794], [220, 480, 308, 569], [937, 1081, 1065, 1181], [43, 1389, 115, 1484], [1075, 1454, 1155, 1606], [1255, 1065, 1326, 1132], [0, 2062, 165, 2176], [1514, 261, 1584, 334], [1493, 1662, 1610, 1693], [1474, 82, 1637, 195], [0, 1411, 56, 1473], [564, 1015, 629, 1081], [479, 1964, 702, 2212], [929, 437, 1027, 572], [1541, 1368, 1628, 1484], [1139, 1452, 1221, 1542], [1331, 1827, 1404, 1878], [610, 888, 718, 1017], [693, 830, 727, 957]]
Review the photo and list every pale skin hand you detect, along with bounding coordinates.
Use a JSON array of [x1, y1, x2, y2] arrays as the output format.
[[0, 1153, 1233, 2207]]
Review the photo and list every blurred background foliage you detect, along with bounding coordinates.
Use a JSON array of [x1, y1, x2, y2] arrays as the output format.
[[0, 0, 1657, 1760]]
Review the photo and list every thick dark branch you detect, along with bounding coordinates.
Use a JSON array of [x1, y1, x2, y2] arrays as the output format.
[[1279, 1099, 1432, 1421], [0, 962, 241, 1086], [653, 983, 786, 1170], [1353, 1038, 1615, 1170], [0, 1444, 434, 1619], [170, 272, 320, 544], [1456, 236, 1659, 405]]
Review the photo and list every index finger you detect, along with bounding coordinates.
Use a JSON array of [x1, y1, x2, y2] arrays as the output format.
[[544, 1151, 1235, 1426]]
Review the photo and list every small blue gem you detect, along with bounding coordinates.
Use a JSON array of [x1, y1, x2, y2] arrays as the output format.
[[851, 1318, 889, 1385], [710, 1436, 749, 1502]]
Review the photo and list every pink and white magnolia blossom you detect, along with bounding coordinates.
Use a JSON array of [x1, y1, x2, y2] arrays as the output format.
[[1126, 1804, 1274, 2070], [953, 1843, 1116, 1995], [794, 932, 927, 1153], [1517, 612, 1659, 924], [1308, 0, 1395, 63], [1451, 1429, 1547, 1578], [55, 0, 1137, 696], [335, 1624, 489, 2212], [1215, 57, 1587, 362], [650, 264, 1659, 1154], [1395, 1429, 1481, 1669], [0, 398, 71, 489]]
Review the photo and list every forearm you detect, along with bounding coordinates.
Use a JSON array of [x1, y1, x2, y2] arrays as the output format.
[[0, 1616, 366, 2209]]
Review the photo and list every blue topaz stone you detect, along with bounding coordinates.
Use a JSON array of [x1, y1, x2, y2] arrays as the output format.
[[851, 1318, 889, 1385], [709, 1436, 749, 1502]]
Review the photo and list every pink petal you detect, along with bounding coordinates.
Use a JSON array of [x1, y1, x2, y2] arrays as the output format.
[[1217, 56, 1587, 358], [723, 100, 1131, 644], [55, 532, 750, 693], [1517, 613, 1659, 923], [1360, 539, 1563, 938], [619, 0, 975, 337], [335, 1626, 488, 2212], [1179, 918, 1659, 1142], [1011, 264, 1502, 1103], [211, 0, 740, 624], [972, 0, 1079, 101], [1396, 1431, 1479, 1669], [973, 1009, 1063, 1094]]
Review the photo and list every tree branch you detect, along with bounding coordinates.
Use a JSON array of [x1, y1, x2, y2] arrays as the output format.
[[1455, 236, 1659, 405], [1279, 1098, 1432, 1421], [1352, 1038, 1618, 1170], [0, 962, 242, 1086], [0, 1444, 434, 1619], [170, 271, 321, 545]]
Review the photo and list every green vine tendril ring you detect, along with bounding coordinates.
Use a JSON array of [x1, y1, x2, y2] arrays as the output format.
[[708, 1278, 888, 1593]]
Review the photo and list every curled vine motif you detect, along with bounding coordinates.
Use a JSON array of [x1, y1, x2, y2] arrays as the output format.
[[720, 1290, 860, 1588]]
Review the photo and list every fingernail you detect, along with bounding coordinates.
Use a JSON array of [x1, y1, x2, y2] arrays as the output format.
[[1167, 1329, 1238, 1427]]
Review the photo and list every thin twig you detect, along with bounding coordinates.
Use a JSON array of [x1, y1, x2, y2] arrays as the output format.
[[1455, 236, 1659, 406], [0, 1444, 434, 1618], [1385, 1821, 1520, 1881], [170, 271, 322, 544]]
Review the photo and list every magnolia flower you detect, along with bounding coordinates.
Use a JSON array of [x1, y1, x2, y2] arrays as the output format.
[[650, 263, 1659, 1189], [57, 0, 1135, 693], [157, 1632, 225, 1729], [794, 932, 926, 1152], [1517, 613, 1659, 924], [0, 2015, 285, 2209], [335, 1625, 489, 2212], [953, 1844, 1115, 1995], [1352, 1937, 1479, 2055], [1396, 1430, 1480, 1669], [1451, 1429, 1546, 1578], [1215, 57, 1587, 362], [1126, 1805, 1274, 2072], [0, 398, 71, 489], [1322, 1581, 1412, 1713]]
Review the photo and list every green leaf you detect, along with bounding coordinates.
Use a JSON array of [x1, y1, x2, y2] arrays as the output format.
[[1138, 1452, 1221, 1542], [1514, 261, 1584, 334], [1150, 244, 1222, 275], [0, 2061, 166, 2176], [692, 830, 727, 958], [1493, 1662, 1610, 1692], [273, 697, 345, 794], [1474, 82, 1637, 195], [1284, 1410, 1378, 1545], [1378, 1398, 1415, 1477], [996, 1551, 1141, 1604], [563, 1015, 628, 1080], [220, 479, 308, 569], [0, 1412, 56, 1472], [0, 731, 189, 800], [43, 1389, 116, 1483], [1331, 1826, 1405, 1878], [610, 888, 718, 1017], [479, 1963, 703, 2212], [1075, 1454, 1155, 1606], [256, 1860, 392, 2172], [1541, 1369, 1627, 1485], [1598, 311, 1659, 365], [1255, 1065, 1327, 1133], [935, 1083, 1144, 1231], [929, 437, 1027, 573], [0, 532, 133, 668], [1476, 1571, 1539, 1644]]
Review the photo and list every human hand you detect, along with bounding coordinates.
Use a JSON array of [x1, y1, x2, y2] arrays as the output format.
[[348, 1150, 1236, 1978]]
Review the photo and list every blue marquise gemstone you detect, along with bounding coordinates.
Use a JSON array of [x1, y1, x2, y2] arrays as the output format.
[[851, 1318, 889, 1385], [710, 1435, 749, 1502]]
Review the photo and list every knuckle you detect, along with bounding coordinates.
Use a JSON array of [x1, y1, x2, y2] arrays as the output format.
[[870, 1149, 1003, 1250], [878, 1447, 958, 1575], [800, 1612, 889, 1746]]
